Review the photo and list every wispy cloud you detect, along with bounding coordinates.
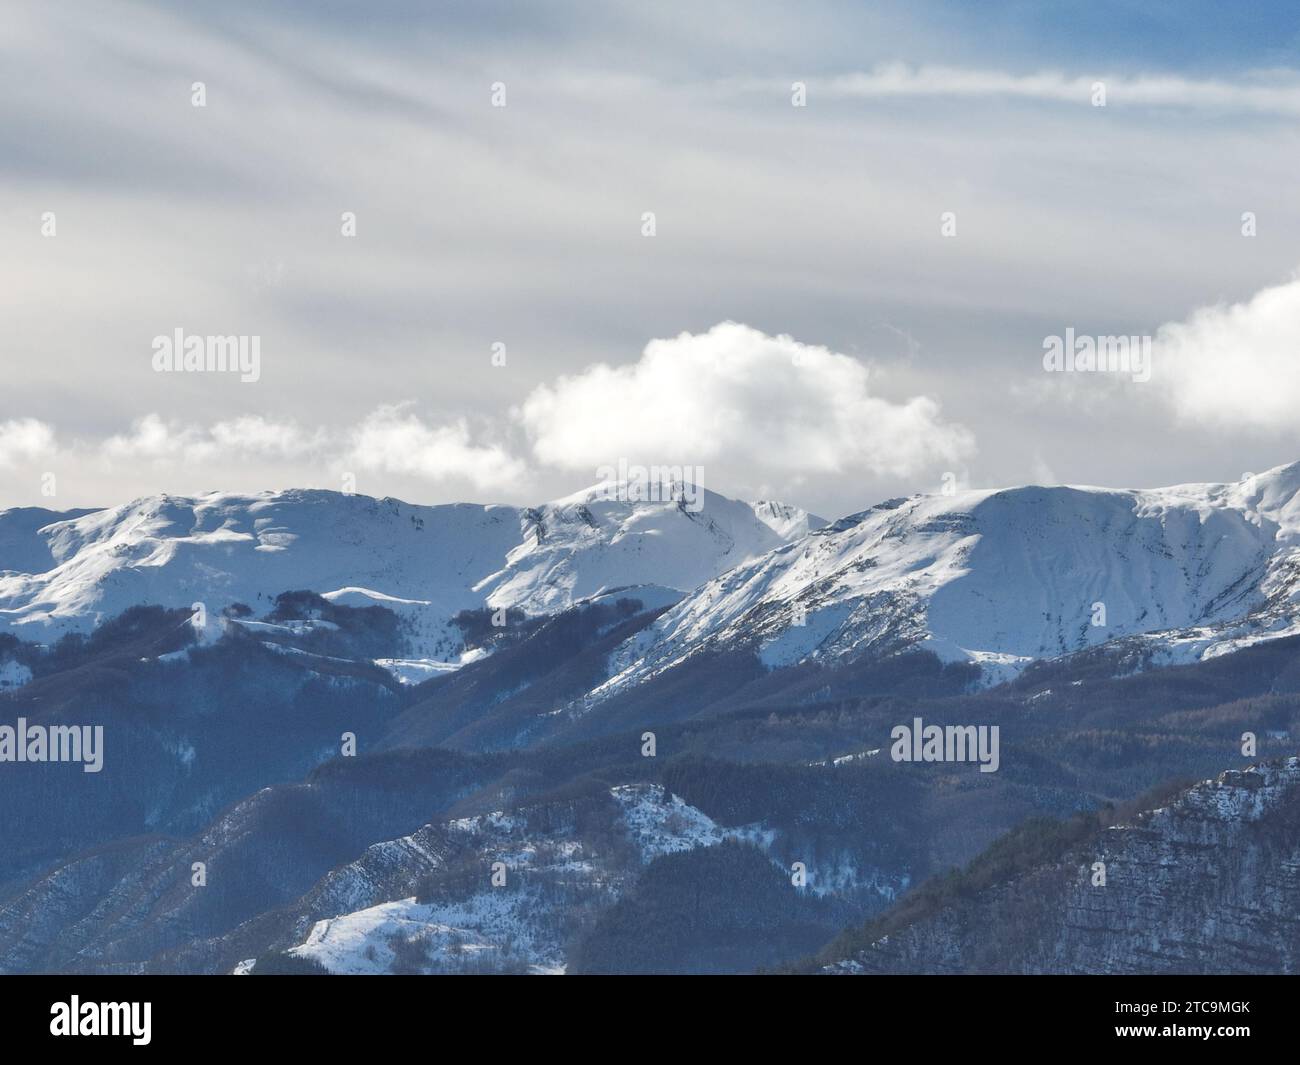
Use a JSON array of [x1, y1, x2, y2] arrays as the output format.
[[102, 414, 325, 464], [96, 410, 524, 492], [810, 62, 1300, 114]]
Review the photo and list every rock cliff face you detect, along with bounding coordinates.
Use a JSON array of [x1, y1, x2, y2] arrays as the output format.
[[828, 757, 1300, 975]]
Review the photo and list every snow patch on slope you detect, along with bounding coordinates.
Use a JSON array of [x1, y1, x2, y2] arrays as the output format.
[[0, 657, 32, 690], [290, 894, 562, 975], [612, 783, 773, 861]]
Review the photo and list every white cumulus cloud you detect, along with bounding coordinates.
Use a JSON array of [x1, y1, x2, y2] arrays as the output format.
[[347, 405, 527, 492], [102, 415, 208, 462], [517, 321, 974, 479], [101, 414, 322, 463], [0, 419, 56, 467], [96, 410, 525, 493], [1155, 274, 1300, 433]]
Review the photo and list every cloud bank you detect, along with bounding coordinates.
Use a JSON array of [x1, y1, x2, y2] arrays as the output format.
[[0, 324, 974, 504]]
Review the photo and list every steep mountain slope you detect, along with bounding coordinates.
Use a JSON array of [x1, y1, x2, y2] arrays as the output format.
[[592, 462, 1300, 697], [0, 483, 808, 660], [819, 756, 1300, 975]]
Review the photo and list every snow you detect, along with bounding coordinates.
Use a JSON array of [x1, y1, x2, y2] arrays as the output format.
[[612, 783, 773, 861], [286, 784, 781, 974], [0, 483, 808, 660], [290, 893, 567, 975], [11, 463, 1300, 694], [293, 898, 455, 974], [471, 481, 795, 619], [748, 499, 828, 540], [594, 461, 1300, 692], [288, 805, 588, 974], [757, 601, 856, 668], [0, 657, 32, 690], [373, 650, 487, 685], [809, 749, 881, 767], [612, 783, 730, 859], [322, 586, 429, 607], [579, 584, 684, 614], [279, 778, 917, 975]]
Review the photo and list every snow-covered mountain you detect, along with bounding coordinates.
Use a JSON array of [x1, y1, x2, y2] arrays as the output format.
[[0, 482, 814, 659], [11, 461, 1300, 691], [593, 461, 1300, 695]]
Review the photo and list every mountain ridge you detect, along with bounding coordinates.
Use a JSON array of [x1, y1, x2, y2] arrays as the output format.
[[0, 482, 821, 662], [9, 462, 1300, 691], [588, 461, 1300, 698]]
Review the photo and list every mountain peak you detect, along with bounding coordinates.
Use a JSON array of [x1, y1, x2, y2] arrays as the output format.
[[747, 499, 828, 540]]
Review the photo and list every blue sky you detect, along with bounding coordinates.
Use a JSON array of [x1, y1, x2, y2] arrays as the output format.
[[4, 1, 1300, 517], [914, 1, 1300, 70]]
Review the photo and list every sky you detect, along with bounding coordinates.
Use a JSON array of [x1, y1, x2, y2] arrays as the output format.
[[6, 0, 1300, 520]]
